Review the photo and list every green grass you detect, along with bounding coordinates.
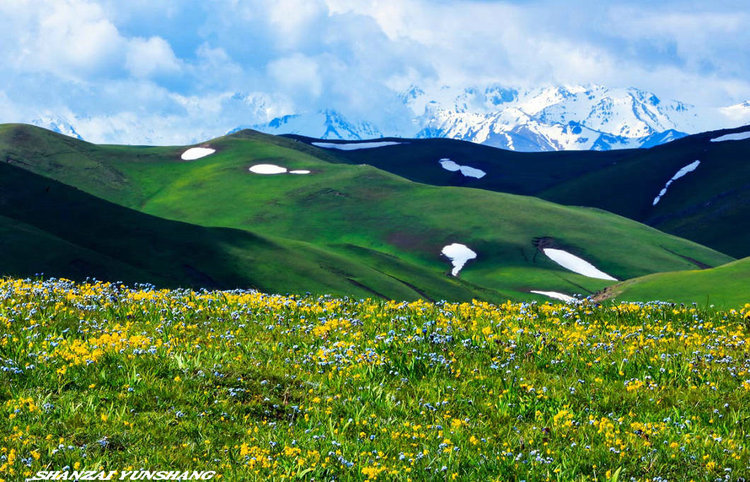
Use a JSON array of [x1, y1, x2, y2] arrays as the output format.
[[0, 124, 734, 303], [301, 128, 750, 258], [0, 159, 484, 300], [1, 278, 748, 480], [609, 257, 750, 307]]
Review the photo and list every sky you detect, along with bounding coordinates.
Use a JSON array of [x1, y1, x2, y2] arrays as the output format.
[[1, 0, 749, 144]]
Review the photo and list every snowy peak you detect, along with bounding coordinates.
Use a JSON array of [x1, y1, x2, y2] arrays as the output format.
[[409, 85, 697, 151], [250, 109, 382, 140], [31, 115, 83, 140], [719, 101, 750, 126], [243, 83, 745, 152]]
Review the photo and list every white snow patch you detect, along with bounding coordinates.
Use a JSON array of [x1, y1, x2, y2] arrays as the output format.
[[441, 243, 477, 276], [542, 248, 617, 281], [652, 160, 700, 206], [289, 170, 311, 174], [249, 164, 288, 174], [710, 131, 750, 142], [181, 147, 215, 160], [311, 141, 402, 150], [530, 290, 576, 303], [439, 158, 486, 178]]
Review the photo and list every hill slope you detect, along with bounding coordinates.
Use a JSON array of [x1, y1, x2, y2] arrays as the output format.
[[605, 257, 750, 307], [298, 126, 750, 258], [0, 124, 734, 302], [0, 159, 484, 300]]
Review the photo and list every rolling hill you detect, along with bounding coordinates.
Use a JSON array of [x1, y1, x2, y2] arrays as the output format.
[[0, 159, 461, 299], [604, 257, 750, 307], [298, 126, 750, 258], [0, 123, 735, 303]]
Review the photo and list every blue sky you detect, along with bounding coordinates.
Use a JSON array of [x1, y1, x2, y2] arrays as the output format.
[[1, 0, 749, 143]]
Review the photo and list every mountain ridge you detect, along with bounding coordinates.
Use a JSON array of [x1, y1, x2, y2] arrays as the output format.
[[254, 84, 703, 151], [295, 124, 750, 258], [29, 84, 748, 152]]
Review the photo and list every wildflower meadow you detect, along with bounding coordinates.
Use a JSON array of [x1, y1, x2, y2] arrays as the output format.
[[1, 278, 749, 480]]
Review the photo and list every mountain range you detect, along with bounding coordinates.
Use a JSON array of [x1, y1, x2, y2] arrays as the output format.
[[32, 84, 750, 152], [252, 84, 733, 152]]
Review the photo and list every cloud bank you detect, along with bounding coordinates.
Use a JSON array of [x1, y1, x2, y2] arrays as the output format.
[[1, 0, 749, 144]]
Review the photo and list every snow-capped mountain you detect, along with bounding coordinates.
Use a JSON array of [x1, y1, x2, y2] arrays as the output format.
[[251, 85, 702, 151], [238, 110, 383, 140], [31, 115, 83, 140], [22, 84, 745, 150], [408, 85, 698, 151], [719, 101, 750, 127]]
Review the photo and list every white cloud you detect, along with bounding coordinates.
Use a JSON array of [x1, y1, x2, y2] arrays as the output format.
[[2, 0, 750, 144], [267, 54, 322, 99], [719, 102, 750, 126], [267, 0, 327, 49], [126, 36, 181, 78], [0, 0, 184, 83], [4, 0, 125, 78]]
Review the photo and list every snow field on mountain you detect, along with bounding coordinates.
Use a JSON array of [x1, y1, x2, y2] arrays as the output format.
[[249, 164, 312, 175], [181, 147, 215, 160], [249, 164, 288, 174], [652, 160, 701, 206], [710, 132, 750, 142], [530, 290, 576, 302], [438, 159, 486, 178], [312, 141, 403, 150], [542, 248, 616, 280], [441, 243, 477, 276]]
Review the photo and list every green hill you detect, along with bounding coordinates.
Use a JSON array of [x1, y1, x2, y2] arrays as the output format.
[[0, 123, 735, 302], [603, 257, 750, 307], [298, 128, 750, 258], [0, 160, 480, 299]]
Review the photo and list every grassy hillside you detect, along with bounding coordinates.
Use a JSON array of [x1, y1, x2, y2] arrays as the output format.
[[541, 128, 750, 259], [286, 134, 636, 196], [298, 128, 750, 258], [0, 160, 493, 300], [2, 278, 749, 480], [0, 124, 734, 302], [605, 257, 750, 307]]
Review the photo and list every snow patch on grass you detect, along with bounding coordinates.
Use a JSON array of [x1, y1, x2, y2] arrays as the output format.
[[312, 141, 402, 150], [181, 147, 215, 160], [530, 290, 576, 303], [710, 131, 750, 142], [441, 243, 477, 276], [652, 160, 700, 206], [439, 158, 486, 178], [542, 248, 616, 281], [249, 164, 288, 174]]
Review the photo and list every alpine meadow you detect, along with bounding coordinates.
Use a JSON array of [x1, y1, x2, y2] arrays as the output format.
[[1, 1, 749, 481]]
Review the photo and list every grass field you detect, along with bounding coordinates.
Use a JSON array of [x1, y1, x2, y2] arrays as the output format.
[[1, 278, 748, 480], [609, 257, 750, 307]]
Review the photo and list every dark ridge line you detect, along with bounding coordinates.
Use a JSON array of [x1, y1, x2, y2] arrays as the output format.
[[660, 246, 712, 270], [346, 278, 389, 300], [383, 273, 435, 302]]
